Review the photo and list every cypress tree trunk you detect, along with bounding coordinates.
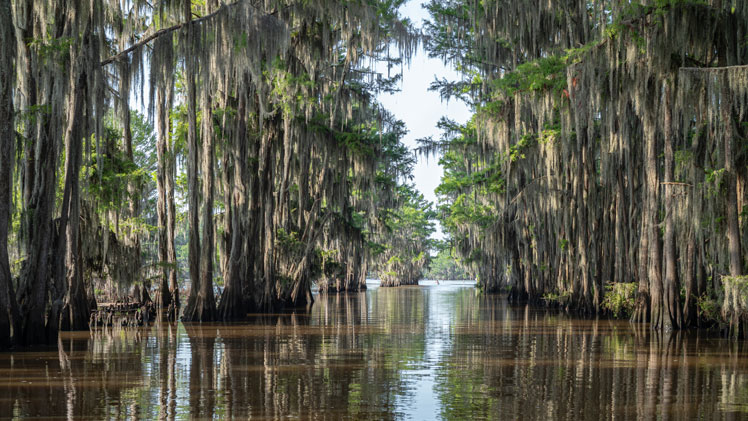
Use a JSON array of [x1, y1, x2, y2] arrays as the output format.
[[218, 95, 248, 320], [166, 145, 179, 319], [194, 89, 216, 321], [260, 127, 276, 310], [182, 0, 205, 321], [165, 84, 179, 319], [662, 82, 683, 330], [156, 80, 173, 313], [0, 0, 20, 347], [17, 65, 57, 343], [15, 0, 35, 257], [645, 115, 664, 330], [59, 32, 90, 331]]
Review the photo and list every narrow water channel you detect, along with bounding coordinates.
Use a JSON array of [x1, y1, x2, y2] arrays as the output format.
[[2, 281, 748, 419]]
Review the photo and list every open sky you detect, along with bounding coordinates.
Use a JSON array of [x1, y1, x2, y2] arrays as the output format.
[[376, 0, 473, 238]]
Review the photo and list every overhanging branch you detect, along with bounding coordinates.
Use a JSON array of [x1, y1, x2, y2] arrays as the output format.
[[680, 64, 748, 72], [100, 3, 235, 67]]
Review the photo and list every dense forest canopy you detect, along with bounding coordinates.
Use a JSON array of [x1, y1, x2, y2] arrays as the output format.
[[423, 0, 748, 332], [0, 0, 444, 347], [3, 0, 746, 349]]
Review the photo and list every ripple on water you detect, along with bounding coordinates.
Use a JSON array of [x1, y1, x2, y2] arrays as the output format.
[[2, 281, 748, 420]]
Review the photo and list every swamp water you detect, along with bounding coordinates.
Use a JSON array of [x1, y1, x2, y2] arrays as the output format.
[[2, 281, 748, 420]]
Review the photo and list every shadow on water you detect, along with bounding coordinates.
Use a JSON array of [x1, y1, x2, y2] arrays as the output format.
[[2, 282, 748, 419]]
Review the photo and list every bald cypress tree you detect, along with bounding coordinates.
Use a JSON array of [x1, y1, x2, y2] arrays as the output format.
[[426, 0, 748, 331]]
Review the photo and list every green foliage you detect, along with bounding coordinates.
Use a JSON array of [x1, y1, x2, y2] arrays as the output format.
[[84, 129, 148, 211], [508, 133, 535, 163], [696, 293, 720, 322], [541, 290, 571, 305], [601, 282, 637, 318], [424, 243, 472, 280], [374, 184, 437, 284], [28, 36, 73, 65], [490, 55, 567, 98], [276, 228, 304, 254]]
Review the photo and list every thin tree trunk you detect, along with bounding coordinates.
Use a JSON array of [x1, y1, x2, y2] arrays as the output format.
[[119, 60, 133, 160], [260, 126, 275, 310], [156, 80, 172, 312], [166, 122, 179, 318], [0, 0, 20, 347]]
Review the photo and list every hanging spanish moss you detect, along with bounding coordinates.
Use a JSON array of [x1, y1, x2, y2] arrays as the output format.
[[425, 0, 748, 333], [0, 0, 422, 346]]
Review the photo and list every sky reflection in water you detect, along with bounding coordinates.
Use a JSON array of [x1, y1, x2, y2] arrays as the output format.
[[2, 281, 748, 420]]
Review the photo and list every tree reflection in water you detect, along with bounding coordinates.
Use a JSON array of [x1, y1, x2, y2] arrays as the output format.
[[2, 284, 748, 419]]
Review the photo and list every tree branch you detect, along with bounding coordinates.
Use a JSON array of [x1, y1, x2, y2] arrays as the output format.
[[680, 64, 748, 72], [100, 3, 235, 67]]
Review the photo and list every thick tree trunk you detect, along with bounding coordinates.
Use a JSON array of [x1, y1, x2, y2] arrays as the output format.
[[662, 82, 682, 330], [193, 90, 217, 321], [182, 0, 205, 321], [17, 72, 57, 344], [645, 117, 664, 330], [59, 46, 90, 331], [0, 0, 20, 347], [119, 59, 139, 312], [219, 95, 248, 320]]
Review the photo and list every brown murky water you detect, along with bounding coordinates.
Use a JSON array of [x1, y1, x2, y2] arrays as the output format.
[[2, 281, 748, 420]]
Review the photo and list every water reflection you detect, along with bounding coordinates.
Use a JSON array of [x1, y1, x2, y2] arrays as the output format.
[[2, 282, 748, 419]]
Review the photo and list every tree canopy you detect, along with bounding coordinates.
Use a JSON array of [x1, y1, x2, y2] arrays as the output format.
[[424, 0, 748, 333]]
